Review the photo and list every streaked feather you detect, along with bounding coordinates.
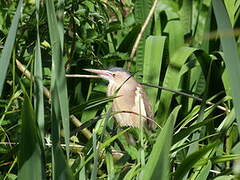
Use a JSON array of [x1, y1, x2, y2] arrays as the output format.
[[108, 73, 154, 129]]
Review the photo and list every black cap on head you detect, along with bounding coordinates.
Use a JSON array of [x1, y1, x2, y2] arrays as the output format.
[[108, 67, 131, 75]]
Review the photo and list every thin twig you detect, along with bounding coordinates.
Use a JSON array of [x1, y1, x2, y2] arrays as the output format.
[[141, 82, 230, 113], [128, 0, 158, 69], [0, 141, 84, 148], [70, 115, 92, 139], [203, 28, 240, 40], [16, 59, 34, 80], [15, 60, 92, 138], [65, 72, 230, 113], [16, 59, 50, 98]]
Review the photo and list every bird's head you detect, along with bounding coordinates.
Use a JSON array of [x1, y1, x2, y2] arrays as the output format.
[[84, 67, 132, 85]]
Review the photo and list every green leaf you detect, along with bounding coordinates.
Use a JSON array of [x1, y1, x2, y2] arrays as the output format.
[[90, 130, 98, 180], [211, 154, 240, 163], [46, 0, 70, 158], [34, 0, 45, 142], [173, 115, 218, 145], [75, 128, 131, 175], [0, 0, 23, 96], [18, 84, 45, 180], [135, 0, 152, 24], [217, 110, 235, 132], [123, 164, 140, 180], [223, 0, 234, 25], [212, 0, 240, 131], [180, 0, 193, 35], [134, 0, 152, 79], [142, 105, 181, 180], [213, 176, 235, 180], [173, 140, 220, 180], [51, 87, 74, 180], [105, 152, 115, 180], [52, 145, 74, 180], [46, 0, 73, 179], [195, 161, 212, 180], [164, 17, 184, 58], [117, 24, 141, 53], [143, 35, 166, 110], [158, 47, 197, 125]]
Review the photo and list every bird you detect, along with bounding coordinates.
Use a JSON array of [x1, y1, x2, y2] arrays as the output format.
[[84, 67, 155, 129]]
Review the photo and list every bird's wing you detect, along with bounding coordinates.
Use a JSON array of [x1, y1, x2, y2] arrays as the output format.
[[112, 83, 155, 129], [137, 84, 155, 129]]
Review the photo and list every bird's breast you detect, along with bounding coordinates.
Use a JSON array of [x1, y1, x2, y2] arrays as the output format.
[[108, 83, 148, 128]]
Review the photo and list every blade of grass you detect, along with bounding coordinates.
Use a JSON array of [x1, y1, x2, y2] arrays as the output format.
[[142, 105, 181, 180], [223, 0, 234, 25], [51, 86, 73, 180], [217, 109, 235, 132], [123, 164, 140, 180], [143, 36, 166, 110], [164, 16, 184, 58], [79, 157, 86, 180], [173, 114, 222, 145], [194, 161, 212, 180], [90, 130, 98, 180], [57, 0, 64, 49], [212, 0, 240, 131], [185, 55, 213, 178], [171, 133, 220, 154], [173, 140, 220, 180], [46, 0, 73, 178], [18, 83, 44, 179], [0, 0, 23, 96], [211, 154, 240, 164], [52, 144, 74, 180], [34, 0, 45, 142], [74, 128, 131, 175], [132, 0, 152, 78], [157, 47, 197, 125], [180, 0, 192, 35], [213, 176, 234, 180], [46, 0, 70, 158], [105, 152, 115, 180]]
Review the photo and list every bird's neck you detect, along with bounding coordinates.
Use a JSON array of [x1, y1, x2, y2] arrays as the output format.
[[107, 81, 118, 96]]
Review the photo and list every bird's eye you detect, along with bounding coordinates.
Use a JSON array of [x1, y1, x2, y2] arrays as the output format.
[[112, 73, 116, 77]]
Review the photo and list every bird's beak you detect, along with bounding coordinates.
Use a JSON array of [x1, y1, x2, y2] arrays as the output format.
[[83, 68, 113, 80]]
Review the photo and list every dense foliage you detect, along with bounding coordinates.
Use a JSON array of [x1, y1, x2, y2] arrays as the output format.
[[0, 0, 240, 179]]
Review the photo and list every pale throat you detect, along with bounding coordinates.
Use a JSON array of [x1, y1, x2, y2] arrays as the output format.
[[106, 75, 131, 96], [107, 81, 118, 96]]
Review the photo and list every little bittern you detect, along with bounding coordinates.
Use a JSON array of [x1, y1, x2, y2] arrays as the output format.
[[84, 67, 154, 129]]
